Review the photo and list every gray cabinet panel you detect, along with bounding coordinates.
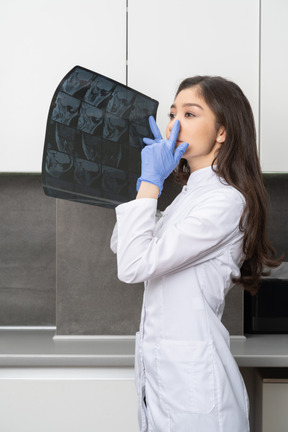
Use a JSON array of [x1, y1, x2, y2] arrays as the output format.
[[0, 175, 56, 325], [56, 200, 143, 335]]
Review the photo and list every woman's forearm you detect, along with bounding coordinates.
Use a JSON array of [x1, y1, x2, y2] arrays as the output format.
[[136, 181, 159, 200]]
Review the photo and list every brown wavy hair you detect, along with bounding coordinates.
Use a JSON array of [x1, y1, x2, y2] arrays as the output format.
[[174, 76, 282, 295]]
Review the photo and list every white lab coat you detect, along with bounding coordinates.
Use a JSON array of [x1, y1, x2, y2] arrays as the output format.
[[110, 166, 250, 432]]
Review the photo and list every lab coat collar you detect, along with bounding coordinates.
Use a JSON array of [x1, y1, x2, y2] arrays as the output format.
[[186, 165, 220, 191]]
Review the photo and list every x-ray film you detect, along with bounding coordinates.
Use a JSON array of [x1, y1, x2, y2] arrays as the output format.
[[42, 66, 159, 209]]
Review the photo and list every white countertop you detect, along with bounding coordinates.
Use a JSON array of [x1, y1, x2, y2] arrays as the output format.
[[230, 333, 288, 366], [1, 329, 288, 367]]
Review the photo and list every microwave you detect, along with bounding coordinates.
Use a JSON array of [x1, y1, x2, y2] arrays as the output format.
[[244, 263, 288, 334]]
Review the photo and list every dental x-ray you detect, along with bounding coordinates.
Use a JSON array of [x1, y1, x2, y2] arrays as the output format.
[[42, 66, 159, 209]]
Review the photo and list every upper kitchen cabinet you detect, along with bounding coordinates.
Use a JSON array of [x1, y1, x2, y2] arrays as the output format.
[[128, 0, 260, 140], [0, 0, 126, 172], [260, 0, 288, 172]]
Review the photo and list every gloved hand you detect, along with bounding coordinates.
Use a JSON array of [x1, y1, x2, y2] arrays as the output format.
[[136, 116, 189, 196]]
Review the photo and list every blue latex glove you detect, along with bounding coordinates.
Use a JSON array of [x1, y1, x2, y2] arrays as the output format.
[[136, 116, 189, 196]]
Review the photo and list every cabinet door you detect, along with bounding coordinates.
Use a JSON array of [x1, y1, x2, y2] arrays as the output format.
[[0, 0, 126, 172], [128, 0, 259, 139], [0, 369, 138, 432], [260, 0, 288, 172]]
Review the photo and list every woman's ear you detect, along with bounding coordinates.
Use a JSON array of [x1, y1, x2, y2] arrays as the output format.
[[216, 127, 226, 143]]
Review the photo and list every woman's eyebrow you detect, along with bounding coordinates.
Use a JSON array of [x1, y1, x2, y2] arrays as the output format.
[[170, 103, 203, 110]]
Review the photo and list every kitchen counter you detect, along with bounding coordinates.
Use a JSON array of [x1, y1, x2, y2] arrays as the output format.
[[1, 329, 288, 368]]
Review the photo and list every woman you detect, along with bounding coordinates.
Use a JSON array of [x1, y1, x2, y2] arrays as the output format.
[[110, 76, 280, 432]]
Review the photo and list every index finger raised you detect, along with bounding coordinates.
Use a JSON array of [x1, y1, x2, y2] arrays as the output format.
[[169, 120, 180, 145], [148, 116, 162, 140]]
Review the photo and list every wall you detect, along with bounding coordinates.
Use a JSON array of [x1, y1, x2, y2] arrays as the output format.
[[0, 0, 287, 334]]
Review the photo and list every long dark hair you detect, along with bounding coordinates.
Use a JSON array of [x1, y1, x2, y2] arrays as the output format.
[[174, 76, 282, 295]]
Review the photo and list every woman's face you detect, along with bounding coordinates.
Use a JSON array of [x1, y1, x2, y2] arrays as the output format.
[[166, 86, 225, 172]]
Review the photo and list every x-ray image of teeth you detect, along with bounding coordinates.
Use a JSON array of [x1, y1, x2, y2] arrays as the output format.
[[102, 166, 128, 196], [129, 122, 150, 148], [103, 114, 127, 142], [81, 134, 101, 162], [51, 92, 80, 126], [128, 172, 139, 198], [45, 150, 73, 178], [55, 123, 76, 154], [106, 86, 135, 118], [42, 66, 158, 208], [84, 76, 115, 108], [102, 141, 123, 169], [74, 159, 101, 187], [130, 94, 157, 122], [61, 68, 94, 96], [128, 147, 142, 174], [78, 103, 103, 134]]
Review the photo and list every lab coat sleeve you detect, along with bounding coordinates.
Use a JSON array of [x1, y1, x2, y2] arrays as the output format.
[[113, 193, 244, 284], [110, 222, 118, 254], [110, 204, 162, 254]]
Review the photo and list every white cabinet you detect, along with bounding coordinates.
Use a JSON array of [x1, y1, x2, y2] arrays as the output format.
[[128, 0, 260, 140], [260, 0, 288, 172], [255, 368, 288, 432], [0, 0, 126, 172], [1, 0, 287, 173], [0, 368, 138, 432]]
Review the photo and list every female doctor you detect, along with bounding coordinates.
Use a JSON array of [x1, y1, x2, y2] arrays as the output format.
[[110, 76, 280, 432]]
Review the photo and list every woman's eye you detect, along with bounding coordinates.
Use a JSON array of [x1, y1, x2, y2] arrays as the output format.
[[185, 112, 195, 118], [168, 113, 175, 120]]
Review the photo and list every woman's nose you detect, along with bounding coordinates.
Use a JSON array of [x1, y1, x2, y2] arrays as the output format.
[[166, 118, 180, 139], [168, 117, 179, 132]]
